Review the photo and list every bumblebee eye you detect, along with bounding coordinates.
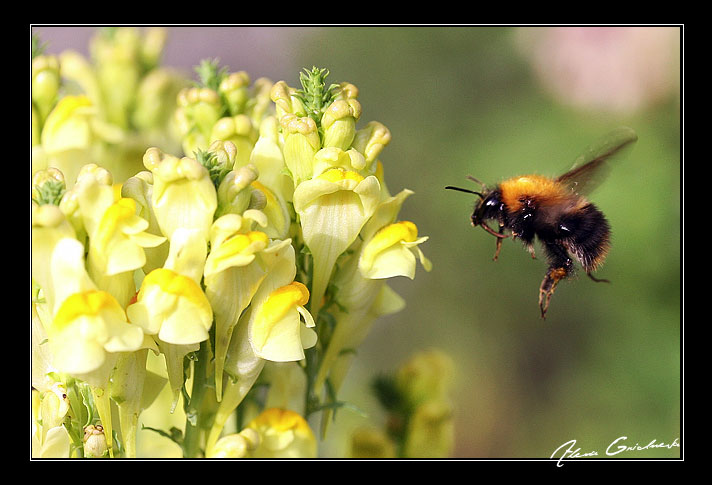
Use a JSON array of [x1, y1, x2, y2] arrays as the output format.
[[486, 199, 497, 206]]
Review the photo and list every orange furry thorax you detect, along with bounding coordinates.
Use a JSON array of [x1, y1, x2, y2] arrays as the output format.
[[498, 174, 574, 211]]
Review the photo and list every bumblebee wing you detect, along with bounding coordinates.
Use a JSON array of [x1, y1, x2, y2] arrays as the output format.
[[557, 127, 638, 196]]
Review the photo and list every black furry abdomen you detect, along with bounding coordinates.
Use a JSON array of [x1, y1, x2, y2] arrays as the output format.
[[558, 203, 610, 272]]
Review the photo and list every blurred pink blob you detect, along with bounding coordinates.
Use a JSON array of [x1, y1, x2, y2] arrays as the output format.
[[516, 27, 680, 114]]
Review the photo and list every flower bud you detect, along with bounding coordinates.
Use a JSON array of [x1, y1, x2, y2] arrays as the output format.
[[216, 164, 261, 218], [219, 71, 251, 116], [270, 80, 306, 119], [352, 121, 392, 166], [396, 349, 455, 408], [210, 115, 257, 168], [402, 399, 454, 458], [83, 424, 109, 458], [280, 114, 320, 186], [32, 54, 60, 123], [176, 86, 223, 155], [321, 98, 361, 150]]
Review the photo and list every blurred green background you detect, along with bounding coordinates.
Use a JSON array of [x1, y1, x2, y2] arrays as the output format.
[[34, 26, 681, 459]]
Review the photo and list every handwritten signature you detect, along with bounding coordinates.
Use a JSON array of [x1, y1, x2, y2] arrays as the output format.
[[551, 436, 680, 467]]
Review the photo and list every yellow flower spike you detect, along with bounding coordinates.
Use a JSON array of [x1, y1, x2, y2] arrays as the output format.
[[143, 147, 217, 242], [359, 221, 432, 280], [246, 408, 317, 458], [280, 113, 321, 186], [127, 268, 213, 345], [293, 167, 381, 315], [248, 281, 316, 362]]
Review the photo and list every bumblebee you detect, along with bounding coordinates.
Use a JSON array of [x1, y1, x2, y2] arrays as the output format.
[[446, 127, 638, 318]]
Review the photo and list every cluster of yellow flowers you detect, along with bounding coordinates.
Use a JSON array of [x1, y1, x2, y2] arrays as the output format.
[[32, 28, 432, 458]]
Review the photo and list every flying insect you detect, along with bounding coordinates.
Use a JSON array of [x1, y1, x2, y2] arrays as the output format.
[[446, 127, 638, 318]]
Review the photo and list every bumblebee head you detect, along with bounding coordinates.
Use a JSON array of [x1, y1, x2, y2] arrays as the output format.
[[471, 190, 501, 227], [446, 178, 507, 239]]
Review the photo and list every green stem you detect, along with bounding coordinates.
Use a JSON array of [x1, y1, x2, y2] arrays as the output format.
[[183, 341, 209, 458]]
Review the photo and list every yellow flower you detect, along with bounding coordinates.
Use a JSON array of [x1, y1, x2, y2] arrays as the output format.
[[245, 408, 317, 458], [359, 221, 432, 280], [293, 167, 381, 314], [31, 387, 71, 458], [90, 197, 166, 276], [127, 268, 213, 345], [48, 289, 144, 375], [249, 116, 293, 204], [249, 281, 316, 362], [143, 147, 217, 243], [206, 429, 260, 458]]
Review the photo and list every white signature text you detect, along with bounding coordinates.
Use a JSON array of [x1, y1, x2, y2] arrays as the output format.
[[551, 436, 680, 466]]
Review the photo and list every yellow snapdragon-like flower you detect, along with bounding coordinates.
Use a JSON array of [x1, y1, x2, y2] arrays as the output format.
[[91, 197, 166, 276], [143, 147, 217, 242], [249, 116, 293, 204], [127, 268, 213, 345], [31, 386, 72, 458], [245, 408, 317, 458], [249, 281, 316, 362], [293, 167, 381, 314], [49, 289, 144, 376], [359, 221, 432, 280]]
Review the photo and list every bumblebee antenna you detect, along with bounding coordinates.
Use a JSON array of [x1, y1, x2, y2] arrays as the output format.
[[445, 185, 484, 198], [466, 175, 487, 191]]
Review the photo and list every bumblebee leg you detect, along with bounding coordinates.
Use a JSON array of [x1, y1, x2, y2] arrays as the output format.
[[493, 225, 505, 261], [539, 267, 569, 318], [587, 272, 610, 284], [538, 241, 573, 319]]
